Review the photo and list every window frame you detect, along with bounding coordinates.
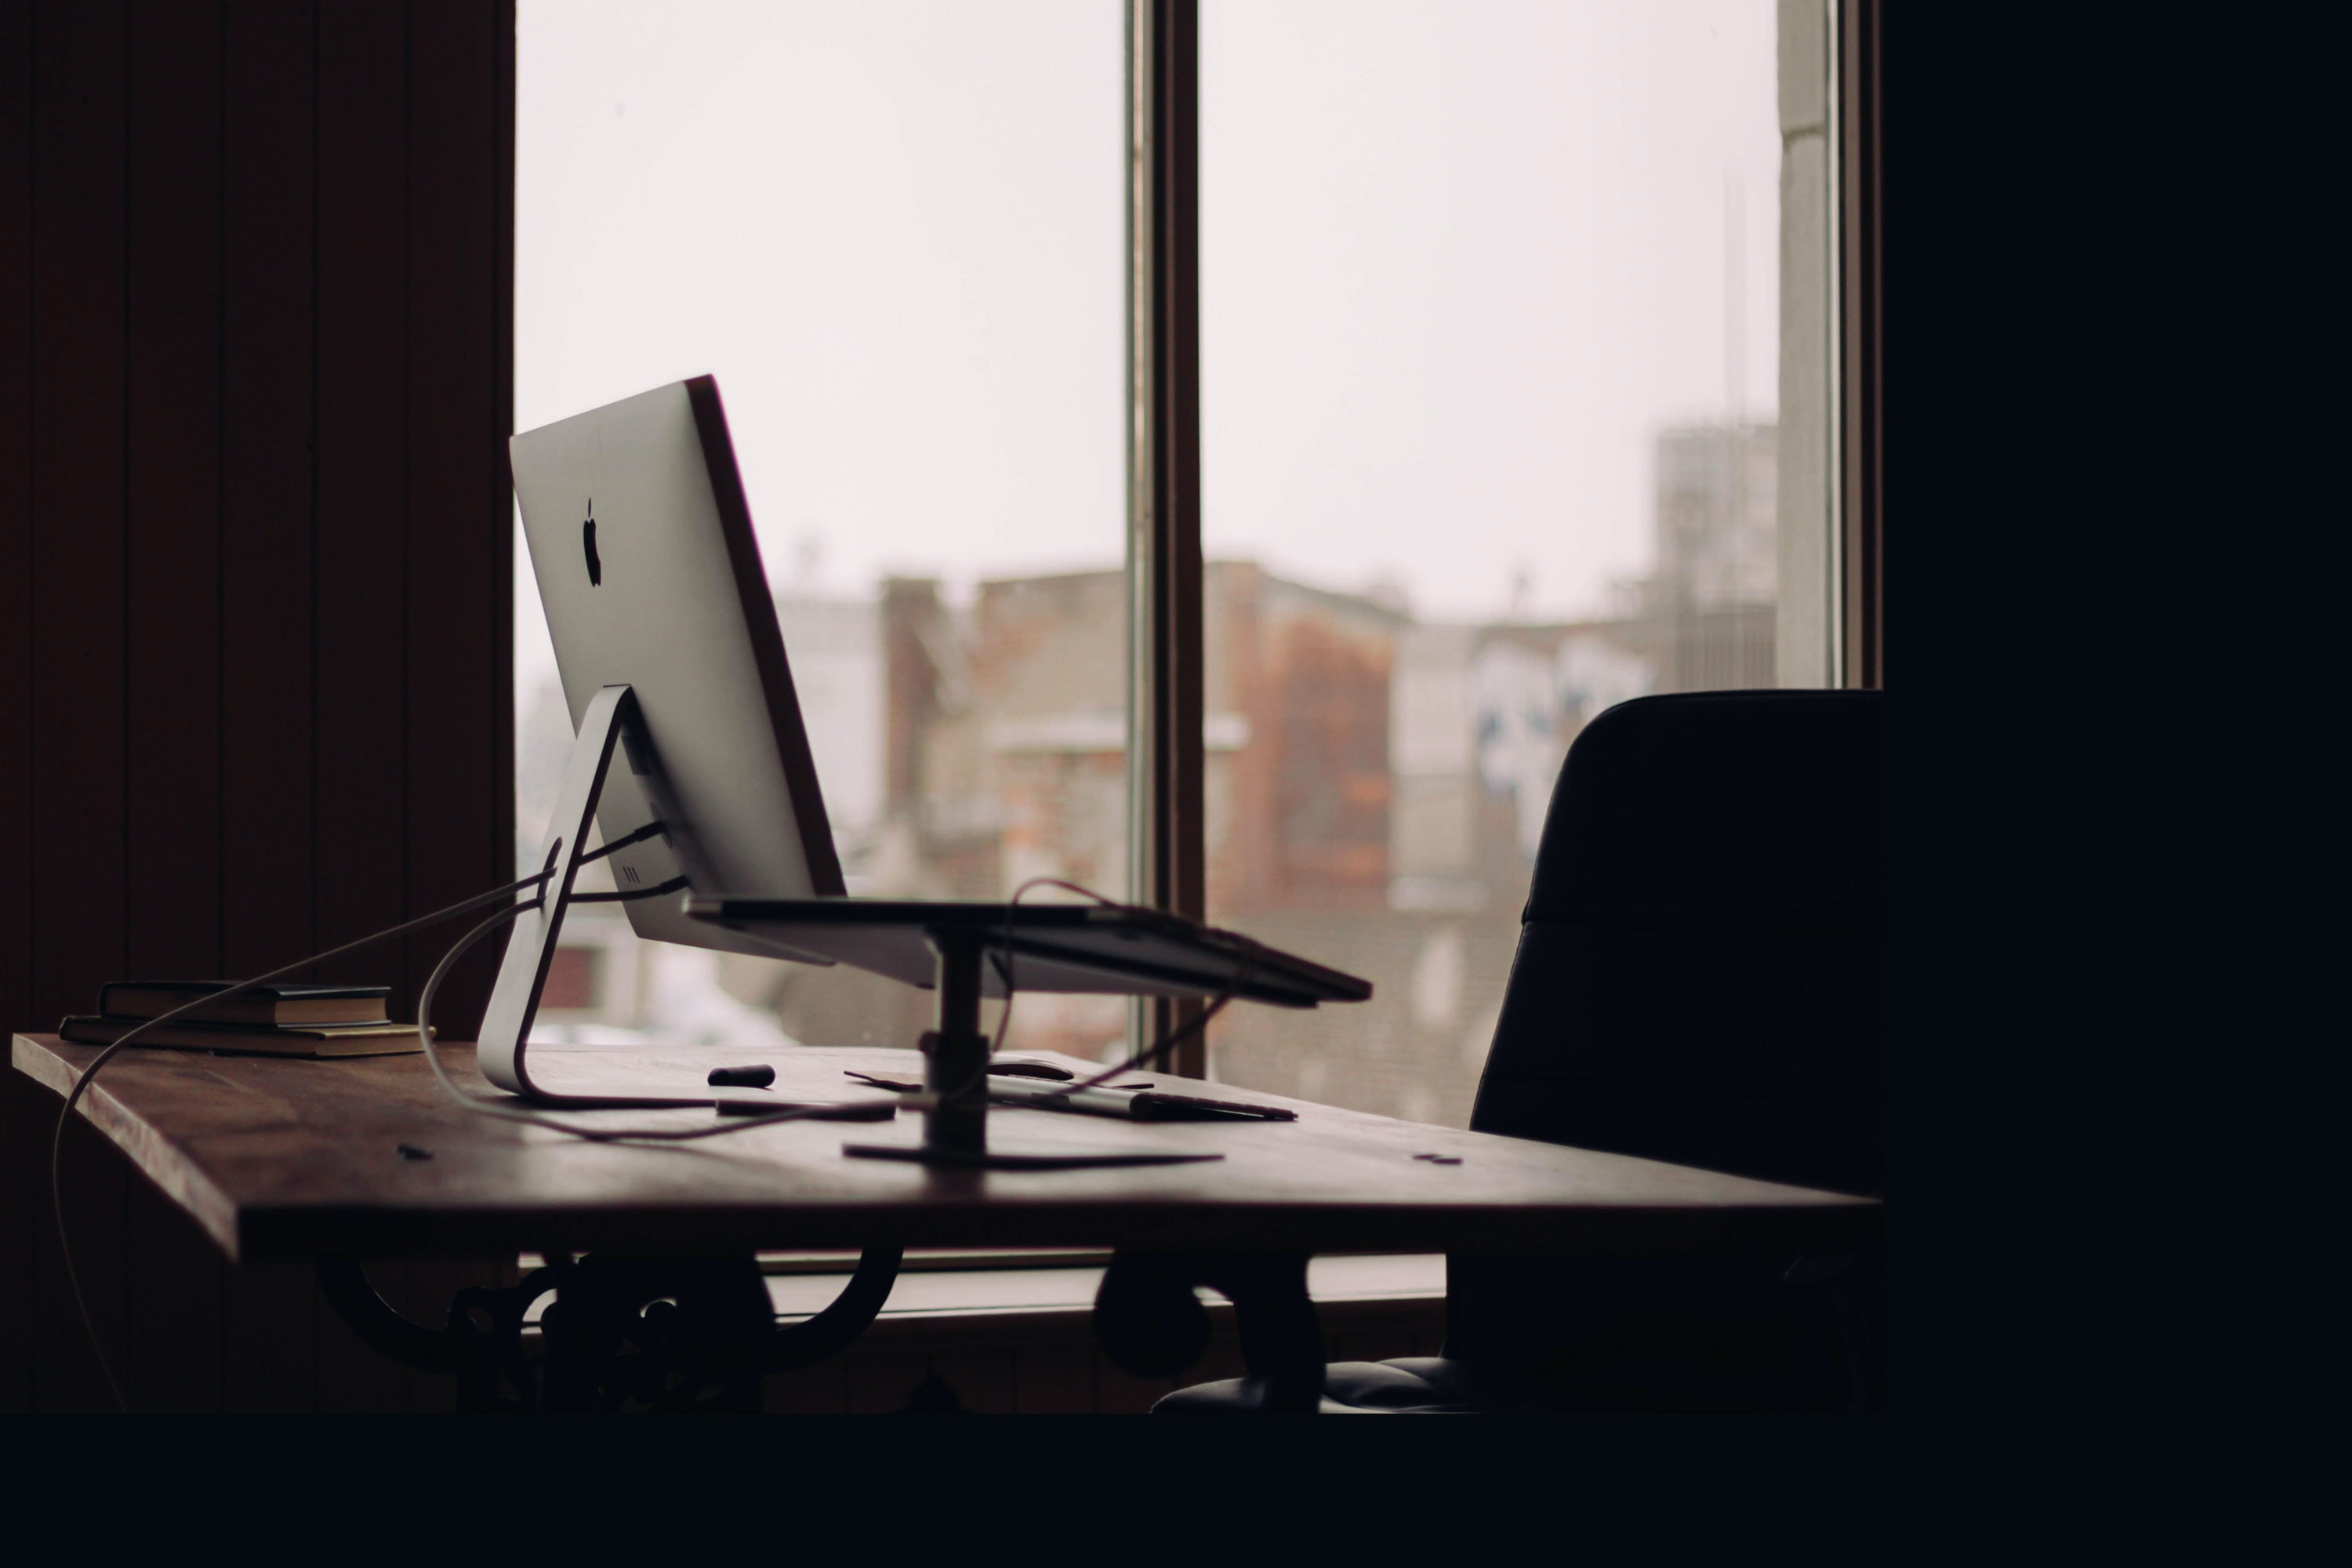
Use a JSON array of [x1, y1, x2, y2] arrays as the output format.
[[1124, 0, 1209, 1075], [1837, 0, 1885, 688]]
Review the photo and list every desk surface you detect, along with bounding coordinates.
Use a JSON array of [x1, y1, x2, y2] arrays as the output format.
[[13, 1033, 1876, 1265]]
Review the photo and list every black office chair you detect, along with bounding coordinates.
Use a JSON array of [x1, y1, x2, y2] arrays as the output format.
[[1156, 689, 1885, 1414]]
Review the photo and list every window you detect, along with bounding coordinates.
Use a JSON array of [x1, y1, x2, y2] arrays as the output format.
[[514, 0, 1129, 1057], [514, 1, 1843, 1122], [1194, 0, 1839, 1123]]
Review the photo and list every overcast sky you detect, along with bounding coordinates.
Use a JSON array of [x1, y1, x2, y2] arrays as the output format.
[[515, 0, 1780, 680]]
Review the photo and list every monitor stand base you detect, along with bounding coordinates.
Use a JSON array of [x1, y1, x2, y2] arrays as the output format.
[[848, 926, 1225, 1169], [840, 1142, 1223, 1171]]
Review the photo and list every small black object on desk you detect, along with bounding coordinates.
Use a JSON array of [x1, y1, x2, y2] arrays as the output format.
[[706, 1064, 775, 1087]]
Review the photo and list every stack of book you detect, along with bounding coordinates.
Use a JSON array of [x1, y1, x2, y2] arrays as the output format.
[[60, 982, 424, 1058]]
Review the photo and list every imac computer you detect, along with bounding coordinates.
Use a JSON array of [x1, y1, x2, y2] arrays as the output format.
[[498, 377, 1367, 1164]]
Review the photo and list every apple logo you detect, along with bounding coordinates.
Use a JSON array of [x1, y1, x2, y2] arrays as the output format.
[[583, 500, 601, 586]]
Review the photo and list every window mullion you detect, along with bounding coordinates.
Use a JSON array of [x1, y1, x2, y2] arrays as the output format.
[[1125, 0, 1207, 1076]]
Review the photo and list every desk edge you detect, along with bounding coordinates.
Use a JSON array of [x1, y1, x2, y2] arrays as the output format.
[[13, 1033, 247, 1261]]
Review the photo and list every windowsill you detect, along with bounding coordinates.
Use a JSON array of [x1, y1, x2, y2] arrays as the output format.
[[773, 1252, 1444, 1324], [514, 1251, 1446, 1327], [759, 1247, 1114, 1275]]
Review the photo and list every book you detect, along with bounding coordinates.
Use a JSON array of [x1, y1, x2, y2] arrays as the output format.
[[59, 1014, 424, 1058], [97, 981, 392, 1029]]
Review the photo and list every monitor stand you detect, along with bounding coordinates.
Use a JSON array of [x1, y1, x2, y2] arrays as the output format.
[[477, 684, 717, 1109], [839, 927, 1223, 1171], [480, 683, 1222, 1167]]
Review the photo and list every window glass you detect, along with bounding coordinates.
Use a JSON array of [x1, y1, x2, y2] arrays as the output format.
[[1196, 0, 1831, 1122], [514, 0, 1126, 1055]]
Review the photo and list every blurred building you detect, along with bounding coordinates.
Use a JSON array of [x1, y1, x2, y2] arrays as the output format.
[[779, 564, 1413, 1060], [775, 592, 885, 866], [1214, 421, 1778, 1121], [1642, 421, 1778, 691], [866, 563, 1413, 914]]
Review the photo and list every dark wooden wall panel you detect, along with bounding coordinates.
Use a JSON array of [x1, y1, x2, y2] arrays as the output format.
[[32, 1109, 128, 1410], [124, 0, 224, 983], [0, 1073, 34, 1411], [2, 3, 512, 1060], [122, 13, 228, 1403], [402, 0, 513, 1035], [220, 0, 317, 977], [314, 0, 409, 991], [2, 0, 515, 1411], [0, 0, 35, 1414], [27, 0, 129, 1034], [220, 1261, 315, 1411], [124, 1163, 223, 1411]]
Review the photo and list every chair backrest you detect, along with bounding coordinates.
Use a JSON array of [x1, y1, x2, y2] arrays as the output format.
[[1468, 688, 1885, 1196], [1446, 691, 1884, 1389]]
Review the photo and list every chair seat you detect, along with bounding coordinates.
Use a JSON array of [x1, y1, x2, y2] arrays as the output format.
[[1152, 1359, 1487, 1415], [1152, 1355, 1729, 1414]]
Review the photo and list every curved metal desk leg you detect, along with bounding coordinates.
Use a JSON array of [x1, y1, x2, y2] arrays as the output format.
[[317, 1258, 483, 1373], [771, 1245, 904, 1372], [318, 1258, 545, 1411], [318, 1247, 904, 1411]]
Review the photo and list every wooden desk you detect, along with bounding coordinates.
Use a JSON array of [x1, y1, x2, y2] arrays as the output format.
[[12, 1033, 1878, 1411], [13, 1035, 1872, 1261]]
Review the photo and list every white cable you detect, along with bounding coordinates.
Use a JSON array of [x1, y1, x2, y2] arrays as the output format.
[[50, 867, 561, 1411], [55, 866, 1250, 1409]]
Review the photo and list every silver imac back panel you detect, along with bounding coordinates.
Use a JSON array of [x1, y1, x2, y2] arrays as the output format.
[[510, 376, 843, 953]]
